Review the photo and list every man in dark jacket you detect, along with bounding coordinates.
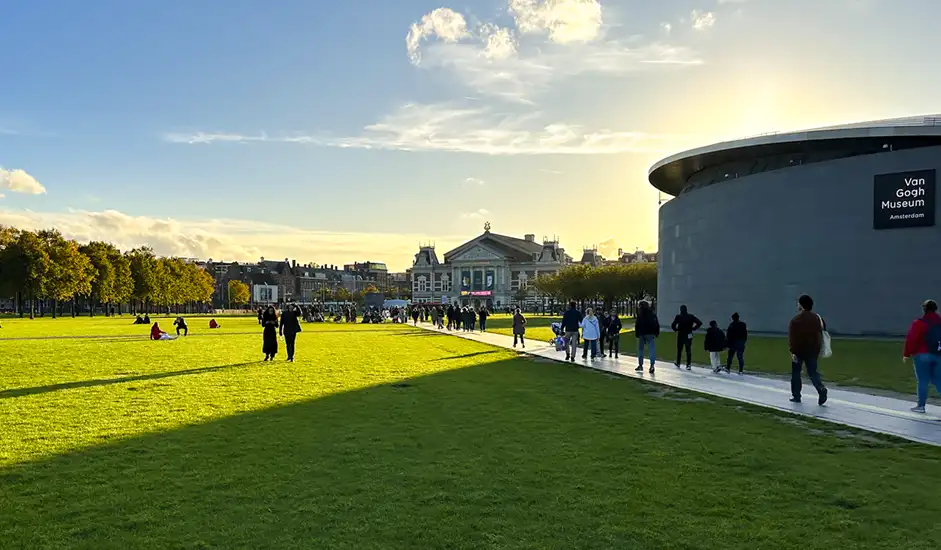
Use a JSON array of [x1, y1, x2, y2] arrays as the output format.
[[279, 303, 303, 362], [606, 313, 622, 359], [598, 311, 611, 356], [788, 294, 828, 405], [671, 305, 703, 370], [726, 312, 748, 374], [561, 301, 584, 362], [634, 301, 660, 373]]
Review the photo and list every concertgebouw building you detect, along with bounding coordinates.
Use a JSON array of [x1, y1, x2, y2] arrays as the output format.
[[650, 115, 941, 336]]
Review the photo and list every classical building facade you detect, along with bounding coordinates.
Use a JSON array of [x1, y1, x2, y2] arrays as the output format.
[[410, 226, 570, 308]]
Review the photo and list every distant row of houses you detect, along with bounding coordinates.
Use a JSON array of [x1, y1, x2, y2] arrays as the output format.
[[197, 258, 410, 308]]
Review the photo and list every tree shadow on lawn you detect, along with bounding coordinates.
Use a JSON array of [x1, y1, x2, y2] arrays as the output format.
[[2, 358, 940, 549], [0, 363, 261, 400]]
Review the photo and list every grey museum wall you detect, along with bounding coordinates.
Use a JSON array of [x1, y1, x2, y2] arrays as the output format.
[[657, 145, 941, 336]]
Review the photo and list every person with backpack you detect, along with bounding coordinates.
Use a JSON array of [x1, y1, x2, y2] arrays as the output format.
[[903, 299, 941, 413], [704, 320, 727, 373], [634, 301, 660, 373], [671, 305, 703, 370]]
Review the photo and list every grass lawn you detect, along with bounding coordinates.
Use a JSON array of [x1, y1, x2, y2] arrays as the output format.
[[2, 318, 940, 548], [485, 314, 572, 343]]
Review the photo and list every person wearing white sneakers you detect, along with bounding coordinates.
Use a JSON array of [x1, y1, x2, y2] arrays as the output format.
[[903, 299, 941, 413]]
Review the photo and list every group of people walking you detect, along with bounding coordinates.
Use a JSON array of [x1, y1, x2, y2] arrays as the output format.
[[559, 302, 625, 361], [555, 297, 830, 405]]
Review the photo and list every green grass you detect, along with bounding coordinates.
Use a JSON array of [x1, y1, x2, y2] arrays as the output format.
[[2, 318, 940, 548], [485, 314, 569, 342]]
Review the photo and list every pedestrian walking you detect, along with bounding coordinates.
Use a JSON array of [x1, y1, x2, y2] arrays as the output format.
[[513, 308, 527, 348], [478, 307, 489, 332], [580, 308, 601, 360], [902, 299, 941, 413], [279, 303, 302, 362], [561, 301, 583, 362], [704, 320, 727, 373], [261, 306, 279, 361], [634, 300, 660, 373], [788, 294, 828, 405], [671, 305, 703, 370], [726, 312, 748, 374], [598, 310, 610, 356], [607, 312, 622, 359]]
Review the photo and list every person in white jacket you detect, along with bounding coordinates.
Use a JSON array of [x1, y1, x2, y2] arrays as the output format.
[[580, 308, 601, 360]]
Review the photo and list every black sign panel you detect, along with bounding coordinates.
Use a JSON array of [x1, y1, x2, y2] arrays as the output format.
[[873, 169, 936, 230]]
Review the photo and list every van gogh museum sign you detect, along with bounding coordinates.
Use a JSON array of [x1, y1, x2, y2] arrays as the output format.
[[873, 169, 936, 230]]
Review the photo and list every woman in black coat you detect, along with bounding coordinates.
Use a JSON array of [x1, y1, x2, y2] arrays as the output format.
[[262, 305, 279, 361]]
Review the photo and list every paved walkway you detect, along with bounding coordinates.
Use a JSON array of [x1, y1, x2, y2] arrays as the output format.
[[425, 325, 941, 447]]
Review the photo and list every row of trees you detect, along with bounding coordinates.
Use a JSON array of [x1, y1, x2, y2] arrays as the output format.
[[530, 262, 657, 312], [0, 226, 215, 318]]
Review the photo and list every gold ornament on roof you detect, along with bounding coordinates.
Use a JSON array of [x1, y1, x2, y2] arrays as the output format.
[[484, 221, 491, 232]]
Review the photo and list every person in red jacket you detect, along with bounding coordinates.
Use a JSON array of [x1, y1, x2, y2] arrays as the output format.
[[902, 300, 941, 413]]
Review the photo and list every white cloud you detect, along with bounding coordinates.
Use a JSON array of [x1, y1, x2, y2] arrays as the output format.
[[691, 10, 716, 30], [508, 0, 603, 44], [166, 102, 694, 156], [660, 22, 672, 33], [597, 236, 620, 258], [406, 8, 470, 64], [479, 23, 518, 60], [0, 167, 46, 195], [0, 208, 459, 271], [405, 1, 701, 102], [461, 208, 490, 219], [465, 177, 485, 186]]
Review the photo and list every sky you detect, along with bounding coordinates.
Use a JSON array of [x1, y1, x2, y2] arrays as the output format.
[[2, 0, 941, 270]]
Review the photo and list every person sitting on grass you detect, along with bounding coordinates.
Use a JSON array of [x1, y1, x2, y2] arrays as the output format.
[[173, 316, 188, 336], [150, 322, 176, 341], [209, 318, 220, 329], [134, 314, 145, 324]]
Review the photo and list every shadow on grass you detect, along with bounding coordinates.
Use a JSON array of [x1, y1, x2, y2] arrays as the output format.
[[430, 350, 501, 361], [0, 363, 259, 400], [1, 357, 939, 549]]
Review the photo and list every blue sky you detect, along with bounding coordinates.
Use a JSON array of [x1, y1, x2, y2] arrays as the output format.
[[2, 0, 940, 270]]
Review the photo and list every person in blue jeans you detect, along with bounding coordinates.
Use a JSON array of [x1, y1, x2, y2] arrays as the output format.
[[903, 299, 941, 413], [634, 300, 660, 373], [580, 308, 601, 360]]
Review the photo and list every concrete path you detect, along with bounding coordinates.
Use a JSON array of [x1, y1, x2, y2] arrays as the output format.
[[426, 325, 941, 447]]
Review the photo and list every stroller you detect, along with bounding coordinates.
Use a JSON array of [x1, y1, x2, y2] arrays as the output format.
[[550, 322, 567, 352]]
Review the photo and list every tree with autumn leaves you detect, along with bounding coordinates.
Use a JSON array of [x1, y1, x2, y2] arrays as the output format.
[[0, 226, 216, 318]]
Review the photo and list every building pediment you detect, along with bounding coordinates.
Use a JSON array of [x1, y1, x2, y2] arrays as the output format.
[[449, 244, 505, 263]]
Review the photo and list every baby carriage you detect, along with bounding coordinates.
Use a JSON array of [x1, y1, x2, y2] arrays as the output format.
[[550, 322, 566, 352]]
